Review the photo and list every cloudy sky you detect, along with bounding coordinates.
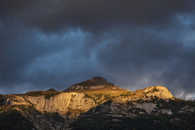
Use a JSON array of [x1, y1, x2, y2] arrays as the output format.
[[0, 0, 195, 99]]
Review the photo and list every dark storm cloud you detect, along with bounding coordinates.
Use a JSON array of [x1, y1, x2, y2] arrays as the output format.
[[0, 0, 195, 100], [97, 27, 195, 92], [0, 0, 194, 31], [0, 24, 103, 93], [1, 19, 195, 99]]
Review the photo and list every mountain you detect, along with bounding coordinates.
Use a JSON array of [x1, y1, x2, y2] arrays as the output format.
[[65, 77, 121, 92], [0, 77, 195, 130]]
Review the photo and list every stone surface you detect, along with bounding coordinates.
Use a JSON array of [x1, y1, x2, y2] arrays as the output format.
[[0, 84, 174, 116], [1, 77, 194, 130]]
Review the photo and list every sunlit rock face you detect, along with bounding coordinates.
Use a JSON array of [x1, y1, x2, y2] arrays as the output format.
[[0, 92, 96, 117], [113, 86, 174, 103], [1, 77, 195, 130], [142, 86, 174, 99], [0, 78, 174, 117], [25, 92, 96, 114]]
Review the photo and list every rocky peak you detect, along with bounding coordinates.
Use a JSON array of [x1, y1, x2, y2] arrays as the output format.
[[65, 77, 121, 92], [140, 86, 174, 99], [0, 79, 175, 119], [76, 77, 113, 86], [2, 77, 193, 130], [87, 77, 108, 84]]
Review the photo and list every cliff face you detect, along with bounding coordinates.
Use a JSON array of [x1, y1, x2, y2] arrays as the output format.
[[1, 77, 194, 130], [26, 92, 95, 114], [0, 78, 174, 117], [1, 86, 174, 116], [1, 92, 96, 116], [133, 86, 174, 100]]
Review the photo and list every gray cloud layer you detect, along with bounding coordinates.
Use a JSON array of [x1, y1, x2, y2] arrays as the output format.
[[0, 0, 194, 31], [0, 0, 195, 99]]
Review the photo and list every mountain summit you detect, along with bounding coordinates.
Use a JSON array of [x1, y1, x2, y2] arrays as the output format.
[[0, 77, 194, 130], [65, 77, 121, 91]]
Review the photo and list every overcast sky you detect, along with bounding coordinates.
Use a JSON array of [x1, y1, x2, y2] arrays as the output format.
[[0, 0, 195, 99]]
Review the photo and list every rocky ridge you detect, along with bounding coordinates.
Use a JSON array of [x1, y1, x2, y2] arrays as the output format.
[[0, 77, 194, 130]]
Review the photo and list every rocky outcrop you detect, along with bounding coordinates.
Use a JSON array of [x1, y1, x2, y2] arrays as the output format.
[[0, 80, 174, 116], [0, 92, 97, 117], [112, 86, 174, 103], [0, 77, 183, 130], [142, 86, 174, 99]]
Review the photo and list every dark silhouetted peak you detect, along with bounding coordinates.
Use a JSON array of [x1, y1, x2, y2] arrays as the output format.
[[47, 88, 57, 92], [82, 77, 110, 86], [65, 77, 121, 91], [73, 76, 113, 87], [89, 76, 107, 82]]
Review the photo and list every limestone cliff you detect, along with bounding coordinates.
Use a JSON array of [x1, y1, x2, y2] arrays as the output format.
[[1, 92, 96, 117]]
